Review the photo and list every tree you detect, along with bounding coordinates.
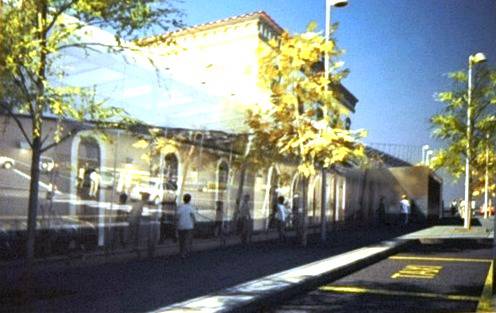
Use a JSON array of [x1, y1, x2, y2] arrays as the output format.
[[246, 22, 366, 245], [431, 67, 496, 206], [0, 0, 183, 271]]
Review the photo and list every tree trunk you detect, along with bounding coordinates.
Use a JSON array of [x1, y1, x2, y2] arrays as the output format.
[[300, 176, 309, 246], [320, 167, 327, 242], [234, 136, 252, 214], [235, 165, 246, 214], [25, 136, 42, 276], [177, 145, 195, 202], [262, 165, 274, 230], [359, 168, 369, 224]]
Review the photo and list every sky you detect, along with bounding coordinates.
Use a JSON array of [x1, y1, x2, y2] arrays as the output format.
[[176, 0, 496, 201], [179, 0, 496, 150]]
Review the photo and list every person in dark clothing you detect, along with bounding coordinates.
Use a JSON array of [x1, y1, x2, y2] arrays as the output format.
[[377, 196, 386, 226], [275, 196, 289, 242], [214, 201, 224, 237], [113, 193, 129, 249], [236, 194, 252, 245], [129, 192, 149, 254]]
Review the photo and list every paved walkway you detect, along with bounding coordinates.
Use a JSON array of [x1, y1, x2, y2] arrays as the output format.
[[400, 225, 494, 240]]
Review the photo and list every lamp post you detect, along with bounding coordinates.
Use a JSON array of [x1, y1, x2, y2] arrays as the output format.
[[422, 144, 430, 165], [321, 0, 347, 242], [324, 0, 348, 81], [484, 133, 489, 218], [464, 52, 487, 229], [425, 150, 433, 167]]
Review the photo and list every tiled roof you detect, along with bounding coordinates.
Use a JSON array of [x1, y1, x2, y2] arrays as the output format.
[[365, 146, 412, 167], [173, 11, 285, 35], [139, 11, 285, 44]]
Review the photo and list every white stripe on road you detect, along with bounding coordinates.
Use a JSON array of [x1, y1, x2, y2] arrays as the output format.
[[13, 168, 63, 195]]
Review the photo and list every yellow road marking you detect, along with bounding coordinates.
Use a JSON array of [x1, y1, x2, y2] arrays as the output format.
[[319, 285, 480, 302], [477, 261, 494, 313], [390, 256, 492, 263], [391, 264, 442, 279]]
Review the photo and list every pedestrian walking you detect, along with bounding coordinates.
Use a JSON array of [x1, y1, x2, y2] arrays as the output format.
[[214, 201, 224, 236], [113, 192, 129, 249], [400, 194, 410, 225], [377, 196, 386, 226], [159, 193, 177, 244], [236, 194, 252, 245], [88, 168, 101, 198], [176, 193, 196, 258], [129, 192, 148, 255], [213, 201, 227, 246], [275, 196, 289, 242], [77, 162, 87, 190]]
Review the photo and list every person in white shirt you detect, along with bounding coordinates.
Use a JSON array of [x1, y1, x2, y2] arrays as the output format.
[[89, 169, 100, 198], [400, 194, 411, 225], [275, 196, 289, 242], [176, 193, 196, 258]]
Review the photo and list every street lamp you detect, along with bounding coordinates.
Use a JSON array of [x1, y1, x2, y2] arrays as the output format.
[[321, 0, 347, 242], [483, 133, 490, 218], [464, 52, 487, 229]]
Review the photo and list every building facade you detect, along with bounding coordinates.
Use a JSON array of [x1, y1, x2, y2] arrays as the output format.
[[0, 12, 441, 259]]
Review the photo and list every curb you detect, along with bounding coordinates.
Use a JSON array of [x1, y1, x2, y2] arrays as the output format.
[[151, 238, 414, 313]]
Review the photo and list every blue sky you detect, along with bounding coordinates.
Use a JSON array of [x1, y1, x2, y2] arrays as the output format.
[[179, 0, 496, 150]]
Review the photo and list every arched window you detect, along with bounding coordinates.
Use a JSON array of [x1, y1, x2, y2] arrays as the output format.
[[217, 161, 229, 191], [164, 153, 178, 190], [77, 137, 101, 199], [216, 161, 229, 203]]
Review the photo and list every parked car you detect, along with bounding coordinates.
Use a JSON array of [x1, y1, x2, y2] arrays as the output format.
[[0, 217, 98, 260], [39, 156, 55, 172], [99, 169, 117, 189], [0, 156, 15, 169], [130, 178, 177, 204]]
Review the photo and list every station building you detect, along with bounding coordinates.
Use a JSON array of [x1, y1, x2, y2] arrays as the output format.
[[0, 12, 442, 251]]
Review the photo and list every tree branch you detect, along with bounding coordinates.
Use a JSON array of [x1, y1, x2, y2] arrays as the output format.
[[0, 102, 33, 148], [40, 126, 81, 153], [57, 42, 128, 53], [44, 0, 80, 36]]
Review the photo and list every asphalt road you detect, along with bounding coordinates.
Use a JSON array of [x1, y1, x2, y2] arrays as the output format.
[[272, 240, 493, 313]]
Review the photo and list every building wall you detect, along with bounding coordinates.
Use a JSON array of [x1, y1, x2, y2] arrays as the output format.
[[147, 16, 264, 133], [145, 13, 353, 133], [0, 117, 437, 245], [389, 166, 442, 220]]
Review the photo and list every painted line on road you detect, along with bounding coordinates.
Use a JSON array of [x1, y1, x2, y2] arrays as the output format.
[[390, 255, 492, 263], [319, 285, 480, 302], [391, 264, 442, 279], [477, 261, 494, 313], [13, 168, 62, 194]]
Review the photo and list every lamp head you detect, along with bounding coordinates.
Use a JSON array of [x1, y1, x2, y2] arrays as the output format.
[[329, 0, 348, 7], [470, 52, 487, 65]]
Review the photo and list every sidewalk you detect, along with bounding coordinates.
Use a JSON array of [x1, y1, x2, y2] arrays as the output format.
[[400, 225, 493, 240], [0, 224, 423, 313], [0, 227, 299, 273]]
